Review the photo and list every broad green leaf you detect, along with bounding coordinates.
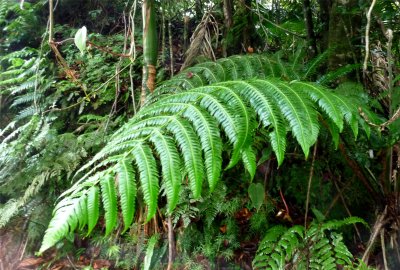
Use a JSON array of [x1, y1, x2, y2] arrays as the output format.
[[248, 183, 264, 210]]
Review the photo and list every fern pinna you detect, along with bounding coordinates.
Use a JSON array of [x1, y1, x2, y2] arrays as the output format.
[[252, 217, 366, 270], [39, 55, 372, 252]]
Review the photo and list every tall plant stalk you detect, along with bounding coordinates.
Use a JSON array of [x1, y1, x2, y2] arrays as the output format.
[[141, 0, 158, 106]]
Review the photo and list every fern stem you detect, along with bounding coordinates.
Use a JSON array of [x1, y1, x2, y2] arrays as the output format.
[[381, 229, 389, 270], [304, 141, 317, 228], [362, 206, 387, 264], [48, 0, 54, 44], [167, 216, 175, 270], [362, 0, 377, 76]]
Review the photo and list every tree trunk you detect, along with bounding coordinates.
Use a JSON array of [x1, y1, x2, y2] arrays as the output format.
[[160, 2, 166, 65], [303, 0, 317, 58], [168, 19, 174, 78], [327, 0, 361, 74], [222, 0, 233, 57], [241, 0, 252, 50], [318, 0, 331, 51], [166, 216, 175, 270], [141, 0, 158, 106], [183, 15, 189, 53]]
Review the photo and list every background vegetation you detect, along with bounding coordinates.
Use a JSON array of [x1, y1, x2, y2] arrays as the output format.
[[0, 0, 399, 269]]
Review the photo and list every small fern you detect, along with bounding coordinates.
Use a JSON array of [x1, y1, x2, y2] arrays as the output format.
[[253, 217, 366, 270]]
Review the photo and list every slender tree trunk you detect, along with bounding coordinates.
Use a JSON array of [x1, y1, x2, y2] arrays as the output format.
[[141, 0, 158, 106], [161, 2, 166, 65], [241, 0, 252, 50], [223, 0, 233, 30], [318, 0, 331, 51], [168, 19, 174, 78], [303, 0, 317, 58], [48, 0, 54, 43], [166, 216, 175, 270], [183, 15, 189, 53], [222, 0, 233, 57]]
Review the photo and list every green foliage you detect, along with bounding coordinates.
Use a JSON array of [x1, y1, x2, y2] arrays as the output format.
[[38, 53, 373, 252], [143, 234, 159, 270], [150, 54, 318, 104], [0, 115, 87, 227], [0, 48, 54, 120], [0, 0, 46, 51], [248, 183, 265, 211], [174, 182, 242, 265], [253, 217, 366, 270]]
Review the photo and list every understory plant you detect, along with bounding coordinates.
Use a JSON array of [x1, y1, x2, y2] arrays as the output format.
[[252, 217, 367, 270], [37, 54, 377, 253]]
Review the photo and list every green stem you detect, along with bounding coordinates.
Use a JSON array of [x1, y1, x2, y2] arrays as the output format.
[[141, 0, 158, 106]]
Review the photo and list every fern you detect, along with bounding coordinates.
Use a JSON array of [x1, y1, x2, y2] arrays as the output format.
[[100, 174, 118, 236], [317, 64, 361, 85], [39, 71, 372, 252], [0, 115, 87, 229], [253, 217, 366, 270], [147, 54, 313, 105], [0, 49, 54, 120], [117, 158, 137, 233], [0, 0, 7, 25]]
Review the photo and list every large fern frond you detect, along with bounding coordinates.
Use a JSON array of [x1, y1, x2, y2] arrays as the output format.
[[40, 73, 372, 252]]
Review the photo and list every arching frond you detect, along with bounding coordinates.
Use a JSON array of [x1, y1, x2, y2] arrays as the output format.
[[40, 75, 372, 253]]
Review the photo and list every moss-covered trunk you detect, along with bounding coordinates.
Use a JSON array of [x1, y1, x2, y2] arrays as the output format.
[[141, 0, 158, 106]]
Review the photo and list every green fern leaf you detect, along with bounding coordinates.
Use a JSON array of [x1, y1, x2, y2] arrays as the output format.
[[87, 186, 100, 235], [132, 143, 159, 222], [213, 84, 256, 169], [228, 80, 287, 165], [78, 196, 88, 231], [39, 197, 85, 253], [182, 106, 223, 191], [330, 93, 359, 138], [242, 146, 257, 180], [291, 81, 344, 131], [100, 174, 118, 236], [166, 117, 204, 197], [117, 159, 136, 233], [150, 132, 182, 213]]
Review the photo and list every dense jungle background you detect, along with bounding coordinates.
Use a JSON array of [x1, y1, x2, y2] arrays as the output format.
[[0, 0, 400, 269]]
